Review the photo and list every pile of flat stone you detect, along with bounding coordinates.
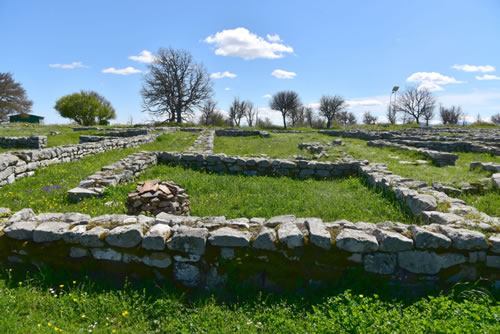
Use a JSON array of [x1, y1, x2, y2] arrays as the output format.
[[298, 142, 325, 154], [127, 180, 190, 216]]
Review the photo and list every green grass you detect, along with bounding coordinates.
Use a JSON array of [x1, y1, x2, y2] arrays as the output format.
[[0, 268, 498, 333], [458, 190, 500, 217], [0, 132, 198, 216]]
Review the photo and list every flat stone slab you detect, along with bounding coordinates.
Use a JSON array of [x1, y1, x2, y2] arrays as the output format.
[[4, 220, 38, 240], [208, 227, 251, 247], [277, 222, 303, 249], [252, 227, 278, 251], [68, 187, 99, 201], [167, 226, 208, 255], [489, 235, 500, 253], [398, 250, 466, 274], [406, 194, 437, 216], [142, 224, 171, 250], [364, 253, 397, 275], [33, 222, 69, 243], [265, 215, 296, 228], [374, 229, 413, 252], [105, 224, 144, 248], [411, 226, 451, 249], [437, 225, 489, 250], [80, 226, 109, 247], [305, 218, 331, 249], [63, 225, 87, 244], [335, 229, 378, 253]]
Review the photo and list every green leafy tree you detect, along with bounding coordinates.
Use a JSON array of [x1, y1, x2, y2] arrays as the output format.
[[0, 72, 33, 120], [54, 91, 116, 125]]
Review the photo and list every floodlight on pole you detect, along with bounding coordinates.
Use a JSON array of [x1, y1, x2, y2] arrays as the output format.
[[392, 86, 399, 93]]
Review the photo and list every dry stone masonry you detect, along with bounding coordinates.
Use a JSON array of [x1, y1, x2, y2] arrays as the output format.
[[1, 209, 499, 290], [215, 129, 270, 137], [0, 135, 47, 149], [367, 140, 458, 166], [185, 130, 215, 155], [126, 180, 191, 216], [0, 134, 159, 188], [68, 151, 158, 201]]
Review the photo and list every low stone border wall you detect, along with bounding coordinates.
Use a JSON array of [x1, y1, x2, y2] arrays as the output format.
[[215, 129, 270, 137], [471, 161, 500, 172], [0, 134, 159, 187], [1, 209, 498, 289], [185, 130, 214, 155], [367, 140, 458, 166], [0, 136, 47, 149], [67, 151, 158, 200], [158, 152, 359, 178]]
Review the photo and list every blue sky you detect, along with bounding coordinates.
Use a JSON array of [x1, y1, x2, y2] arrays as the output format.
[[1, 0, 499, 125]]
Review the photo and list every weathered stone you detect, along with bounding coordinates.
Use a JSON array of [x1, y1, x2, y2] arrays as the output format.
[[36, 213, 64, 222], [305, 218, 331, 249], [277, 222, 303, 249], [141, 253, 172, 268], [63, 225, 87, 244], [220, 247, 235, 260], [173, 254, 201, 262], [91, 248, 122, 261], [68, 187, 99, 201], [411, 226, 451, 249], [398, 250, 466, 274], [422, 211, 463, 225], [142, 224, 171, 250], [80, 226, 108, 247], [406, 194, 437, 215], [4, 220, 38, 240], [33, 222, 69, 243], [252, 227, 278, 251], [0, 207, 11, 217], [364, 253, 397, 274], [105, 224, 144, 248], [374, 229, 413, 252], [486, 255, 500, 269], [336, 229, 378, 253], [7, 208, 35, 224], [63, 212, 91, 223], [208, 227, 251, 247], [69, 247, 89, 258], [437, 225, 489, 250], [173, 262, 200, 287], [167, 226, 208, 255], [265, 215, 296, 228], [489, 235, 500, 253]]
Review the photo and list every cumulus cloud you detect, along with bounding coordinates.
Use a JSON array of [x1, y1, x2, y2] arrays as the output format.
[[204, 27, 293, 60], [476, 74, 500, 80], [210, 71, 237, 79], [271, 69, 296, 79], [128, 50, 156, 63], [102, 67, 142, 75], [225, 87, 231, 91], [452, 64, 495, 73], [263, 94, 272, 98], [49, 62, 87, 69], [266, 34, 281, 42], [406, 72, 464, 91]]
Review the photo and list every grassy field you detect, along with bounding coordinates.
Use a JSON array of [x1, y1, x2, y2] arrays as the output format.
[[0, 268, 498, 333], [0, 132, 198, 216]]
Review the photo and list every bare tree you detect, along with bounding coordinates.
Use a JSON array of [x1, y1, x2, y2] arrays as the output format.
[[319, 95, 347, 128], [141, 47, 213, 123], [422, 104, 435, 126], [0, 72, 33, 120], [440, 105, 462, 125], [491, 113, 500, 125], [304, 107, 314, 128], [386, 105, 398, 124], [244, 101, 256, 127], [346, 112, 357, 125], [395, 86, 437, 125], [199, 99, 217, 126], [288, 105, 305, 127], [269, 91, 301, 129], [228, 97, 246, 126], [362, 111, 377, 125]]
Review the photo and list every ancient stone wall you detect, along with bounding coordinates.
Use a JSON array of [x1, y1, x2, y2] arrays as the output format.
[[0, 136, 47, 149], [215, 129, 270, 137], [0, 134, 159, 187], [1, 209, 498, 289]]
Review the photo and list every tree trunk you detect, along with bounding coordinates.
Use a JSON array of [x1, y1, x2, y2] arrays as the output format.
[[176, 108, 182, 124], [282, 113, 287, 129], [327, 118, 331, 129]]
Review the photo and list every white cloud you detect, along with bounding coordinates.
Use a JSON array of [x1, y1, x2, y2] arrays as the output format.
[[128, 50, 156, 63], [263, 94, 272, 98], [266, 34, 281, 42], [210, 71, 237, 79], [406, 72, 464, 91], [204, 27, 293, 60], [476, 74, 500, 80], [271, 69, 296, 79], [225, 87, 231, 91], [102, 66, 142, 75], [49, 62, 87, 69], [452, 64, 495, 73], [346, 99, 383, 107]]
